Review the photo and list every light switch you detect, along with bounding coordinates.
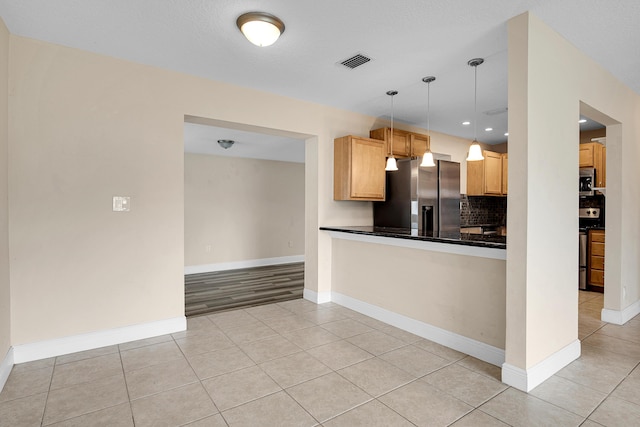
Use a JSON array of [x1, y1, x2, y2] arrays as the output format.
[[113, 196, 131, 212]]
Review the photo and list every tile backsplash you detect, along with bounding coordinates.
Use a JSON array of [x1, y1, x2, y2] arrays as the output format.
[[460, 195, 507, 226]]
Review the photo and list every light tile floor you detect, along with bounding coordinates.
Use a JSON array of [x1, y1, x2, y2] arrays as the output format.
[[1, 291, 639, 426]]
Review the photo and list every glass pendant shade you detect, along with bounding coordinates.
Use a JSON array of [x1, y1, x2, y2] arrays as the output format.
[[385, 156, 398, 171], [466, 141, 484, 161], [237, 12, 285, 47], [420, 151, 436, 167]]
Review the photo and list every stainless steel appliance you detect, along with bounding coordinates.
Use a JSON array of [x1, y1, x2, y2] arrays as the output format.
[[579, 168, 595, 196], [579, 207, 601, 289], [373, 158, 460, 234]]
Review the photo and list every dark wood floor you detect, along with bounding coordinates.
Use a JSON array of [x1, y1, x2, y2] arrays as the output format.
[[184, 262, 304, 317]]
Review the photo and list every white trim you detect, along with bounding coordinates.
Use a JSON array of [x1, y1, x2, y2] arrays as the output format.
[[0, 347, 14, 393], [326, 231, 505, 260], [601, 299, 640, 325], [502, 339, 581, 392], [331, 292, 505, 367], [303, 288, 331, 304], [12, 316, 186, 364], [184, 255, 304, 275]]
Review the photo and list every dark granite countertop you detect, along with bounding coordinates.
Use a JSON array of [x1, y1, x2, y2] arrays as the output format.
[[320, 226, 506, 249]]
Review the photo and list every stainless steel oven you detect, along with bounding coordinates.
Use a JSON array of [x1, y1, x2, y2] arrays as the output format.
[[580, 168, 595, 196]]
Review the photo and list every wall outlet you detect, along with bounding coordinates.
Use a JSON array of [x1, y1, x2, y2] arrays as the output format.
[[288, 241, 293, 248], [205, 245, 212, 253], [113, 196, 130, 212]]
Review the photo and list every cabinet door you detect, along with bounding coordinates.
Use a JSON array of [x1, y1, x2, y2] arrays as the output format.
[[501, 153, 508, 195], [483, 151, 503, 195], [350, 137, 386, 199], [600, 146, 606, 187], [369, 127, 410, 157], [410, 133, 429, 157], [579, 144, 594, 167]]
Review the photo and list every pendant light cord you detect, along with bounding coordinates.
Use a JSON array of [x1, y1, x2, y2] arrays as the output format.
[[473, 64, 477, 142], [386, 90, 398, 156]]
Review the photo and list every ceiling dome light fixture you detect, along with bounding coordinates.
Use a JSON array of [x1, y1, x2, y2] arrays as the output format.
[[236, 12, 285, 47], [466, 58, 485, 162], [420, 76, 436, 168], [217, 139, 235, 149], [385, 90, 399, 172]]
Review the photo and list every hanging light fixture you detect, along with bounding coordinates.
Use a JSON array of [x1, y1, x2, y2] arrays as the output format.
[[466, 58, 485, 161], [236, 12, 285, 47], [420, 76, 436, 167], [385, 90, 399, 171]]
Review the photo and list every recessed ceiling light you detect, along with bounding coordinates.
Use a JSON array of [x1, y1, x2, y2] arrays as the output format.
[[485, 127, 493, 132], [462, 121, 471, 126], [504, 132, 509, 136], [579, 119, 587, 123]]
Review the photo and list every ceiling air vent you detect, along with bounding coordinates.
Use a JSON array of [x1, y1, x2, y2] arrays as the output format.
[[339, 53, 372, 69]]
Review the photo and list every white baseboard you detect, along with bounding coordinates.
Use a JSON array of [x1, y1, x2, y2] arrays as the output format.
[[331, 292, 505, 367], [303, 288, 331, 304], [12, 316, 186, 364], [185, 255, 304, 275], [502, 339, 581, 392], [602, 299, 640, 325], [0, 347, 14, 393]]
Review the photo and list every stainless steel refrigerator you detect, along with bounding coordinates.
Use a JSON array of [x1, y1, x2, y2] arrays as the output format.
[[373, 158, 461, 234]]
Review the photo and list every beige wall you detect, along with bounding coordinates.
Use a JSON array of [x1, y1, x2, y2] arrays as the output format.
[[0, 19, 9, 359], [332, 239, 506, 349], [579, 128, 606, 145], [184, 154, 305, 266], [506, 13, 640, 370]]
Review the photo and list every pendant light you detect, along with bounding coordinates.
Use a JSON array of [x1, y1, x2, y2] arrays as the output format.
[[420, 76, 436, 167], [466, 58, 485, 161], [385, 90, 399, 171], [236, 12, 285, 47]]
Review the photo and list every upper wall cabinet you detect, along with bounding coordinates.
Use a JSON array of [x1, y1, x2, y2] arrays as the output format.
[[467, 150, 508, 196], [369, 127, 431, 158], [334, 135, 386, 201], [579, 142, 606, 187]]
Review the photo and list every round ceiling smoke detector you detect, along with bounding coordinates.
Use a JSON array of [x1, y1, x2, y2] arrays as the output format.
[[217, 139, 235, 149]]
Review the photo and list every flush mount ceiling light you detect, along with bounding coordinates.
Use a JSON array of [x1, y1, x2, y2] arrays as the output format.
[[466, 58, 485, 162], [420, 76, 436, 168], [217, 139, 235, 149], [236, 12, 285, 47], [385, 90, 399, 172]]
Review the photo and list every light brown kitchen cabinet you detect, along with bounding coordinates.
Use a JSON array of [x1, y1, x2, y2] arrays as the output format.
[[334, 135, 386, 201], [466, 150, 507, 196], [588, 229, 605, 290], [369, 127, 431, 158], [502, 153, 508, 194], [580, 142, 606, 187]]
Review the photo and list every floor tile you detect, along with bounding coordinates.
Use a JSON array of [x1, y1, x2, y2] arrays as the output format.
[[529, 375, 606, 417], [611, 370, 640, 405], [277, 299, 320, 314], [306, 340, 373, 370], [119, 335, 173, 351], [55, 345, 119, 366], [0, 392, 47, 427], [378, 325, 422, 344], [244, 303, 291, 321], [221, 391, 316, 427], [10, 358, 55, 374], [321, 319, 374, 339], [201, 365, 281, 411], [596, 322, 640, 344], [239, 334, 301, 363], [187, 346, 255, 380], [282, 326, 341, 350], [207, 310, 261, 330], [378, 379, 473, 426], [379, 345, 450, 377], [130, 382, 218, 427], [583, 332, 640, 358], [301, 308, 348, 325], [46, 403, 134, 426], [259, 351, 331, 388], [124, 356, 198, 399], [43, 373, 129, 425], [337, 358, 414, 397], [422, 364, 507, 407], [456, 356, 502, 381], [414, 339, 467, 361], [261, 313, 316, 333], [479, 387, 584, 427], [175, 329, 235, 357], [287, 372, 371, 423], [223, 322, 278, 345], [0, 365, 53, 402], [323, 399, 414, 427], [183, 413, 229, 427], [589, 396, 640, 425], [120, 341, 185, 372], [449, 409, 510, 426], [346, 330, 406, 355], [51, 353, 123, 390]]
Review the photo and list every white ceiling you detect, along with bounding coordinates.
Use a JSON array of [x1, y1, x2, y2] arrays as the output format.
[[0, 0, 634, 153]]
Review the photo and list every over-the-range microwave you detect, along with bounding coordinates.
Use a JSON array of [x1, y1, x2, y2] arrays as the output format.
[[579, 168, 595, 196]]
